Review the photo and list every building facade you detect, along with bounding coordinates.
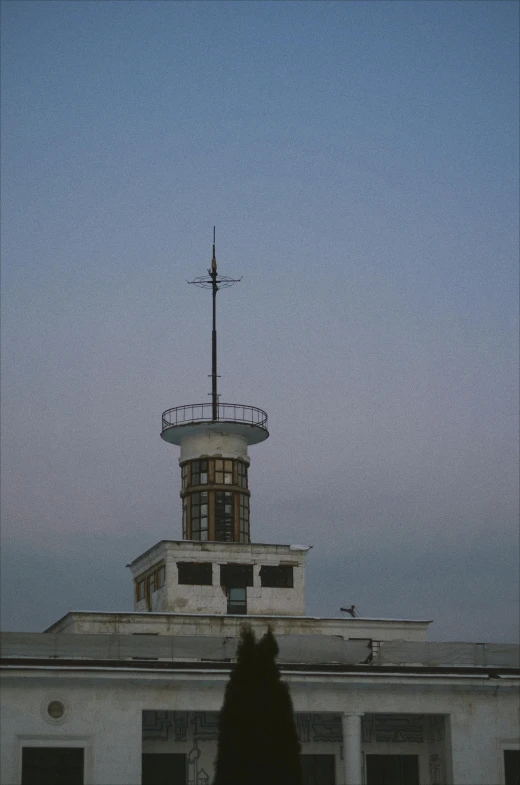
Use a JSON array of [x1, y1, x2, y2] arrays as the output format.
[[1, 241, 519, 785]]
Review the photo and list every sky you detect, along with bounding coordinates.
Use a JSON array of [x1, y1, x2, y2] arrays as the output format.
[[1, 0, 518, 642]]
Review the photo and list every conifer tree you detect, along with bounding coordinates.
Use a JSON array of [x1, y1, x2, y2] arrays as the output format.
[[213, 625, 302, 785]]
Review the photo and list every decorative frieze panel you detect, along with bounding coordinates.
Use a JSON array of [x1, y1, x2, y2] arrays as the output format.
[[174, 711, 189, 742], [142, 710, 220, 742], [429, 752, 445, 785], [428, 716, 447, 785], [296, 714, 342, 743], [187, 740, 210, 785], [363, 715, 425, 743], [191, 712, 219, 740], [144, 710, 436, 748], [429, 715, 445, 743], [143, 710, 173, 741], [296, 714, 311, 743]]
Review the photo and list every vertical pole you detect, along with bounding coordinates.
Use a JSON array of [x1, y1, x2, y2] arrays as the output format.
[[211, 229, 218, 421]]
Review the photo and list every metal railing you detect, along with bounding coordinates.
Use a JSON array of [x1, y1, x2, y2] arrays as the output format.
[[161, 403, 268, 433]]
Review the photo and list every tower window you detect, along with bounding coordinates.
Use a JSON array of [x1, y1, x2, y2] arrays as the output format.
[[237, 461, 248, 488], [181, 458, 248, 490], [215, 491, 234, 541], [214, 459, 233, 485], [260, 565, 294, 588], [180, 458, 250, 541], [177, 562, 212, 585], [221, 565, 251, 614], [135, 564, 165, 608], [182, 497, 188, 539], [191, 460, 208, 486], [191, 491, 209, 540], [227, 587, 247, 614], [239, 494, 249, 543]]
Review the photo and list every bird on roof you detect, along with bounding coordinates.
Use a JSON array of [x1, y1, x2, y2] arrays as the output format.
[[340, 605, 358, 618]]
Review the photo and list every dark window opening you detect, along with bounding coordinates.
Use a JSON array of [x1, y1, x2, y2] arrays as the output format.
[[301, 754, 336, 785], [182, 458, 247, 491], [260, 564, 294, 588], [239, 493, 249, 543], [220, 563, 253, 587], [191, 491, 208, 541], [22, 748, 84, 785], [237, 460, 248, 488], [191, 459, 208, 486], [214, 458, 233, 485], [222, 564, 251, 614], [366, 755, 419, 785], [504, 750, 520, 785], [227, 586, 247, 614], [136, 579, 146, 601], [142, 753, 186, 785], [215, 491, 234, 541], [135, 564, 165, 609], [182, 497, 188, 539], [177, 562, 212, 585]]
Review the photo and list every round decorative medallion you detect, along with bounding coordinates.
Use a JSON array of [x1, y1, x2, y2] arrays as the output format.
[[41, 696, 69, 724], [47, 700, 65, 719]]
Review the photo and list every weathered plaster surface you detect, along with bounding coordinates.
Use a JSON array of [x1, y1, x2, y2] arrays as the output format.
[[1, 670, 517, 785], [178, 431, 250, 462], [46, 610, 431, 641], [128, 540, 309, 616]]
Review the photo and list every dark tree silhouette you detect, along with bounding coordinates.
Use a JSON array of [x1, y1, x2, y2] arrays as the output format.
[[213, 625, 302, 785]]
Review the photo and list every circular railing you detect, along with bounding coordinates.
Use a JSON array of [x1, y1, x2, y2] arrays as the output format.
[[161, 402, 268, 433]]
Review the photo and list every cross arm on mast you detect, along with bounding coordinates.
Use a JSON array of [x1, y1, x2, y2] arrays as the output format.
[[187, 228, 241, 421]]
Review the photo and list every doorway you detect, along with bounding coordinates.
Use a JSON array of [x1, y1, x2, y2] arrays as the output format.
[[366, 754, 419, 785], [504, 750, 520, 785], [22, 747, 84, 785], [301, 754, 336, 785], [142, 753, 187, 785]]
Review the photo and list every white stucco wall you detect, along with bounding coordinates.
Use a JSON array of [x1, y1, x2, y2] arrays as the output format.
[[1, 668, 518, 785], [129, 540, 308, 616], [1, 677, 142, 785], [448, 701, 520, 785], [178, 431, 250, 463]]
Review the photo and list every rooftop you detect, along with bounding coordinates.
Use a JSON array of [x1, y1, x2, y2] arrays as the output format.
[[126, 539, 312, 567]]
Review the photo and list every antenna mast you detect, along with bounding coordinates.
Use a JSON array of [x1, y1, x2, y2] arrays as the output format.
[[188, 228, 241, 421]]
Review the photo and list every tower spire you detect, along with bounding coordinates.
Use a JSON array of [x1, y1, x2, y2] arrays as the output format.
[[210, 228, 218, 419], [188, 229, 241, 421], [211, 225, 217, 273], [162, 233, 268, 545]]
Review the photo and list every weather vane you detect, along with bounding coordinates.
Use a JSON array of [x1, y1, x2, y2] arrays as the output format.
[[188, 228, 241, 421]]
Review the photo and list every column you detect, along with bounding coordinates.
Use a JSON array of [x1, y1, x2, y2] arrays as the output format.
[[342, 713, 363, 785]]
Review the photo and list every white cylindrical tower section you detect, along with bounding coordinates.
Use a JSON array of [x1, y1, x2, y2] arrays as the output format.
[[179, 431, 250, 464], [161, 404, 268, 544]]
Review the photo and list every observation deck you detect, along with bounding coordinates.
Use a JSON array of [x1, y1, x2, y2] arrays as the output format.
[[161, 402, 269, 446]]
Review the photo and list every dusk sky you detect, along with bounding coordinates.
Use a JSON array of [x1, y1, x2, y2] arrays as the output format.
[[1, 0, 518, 642]]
